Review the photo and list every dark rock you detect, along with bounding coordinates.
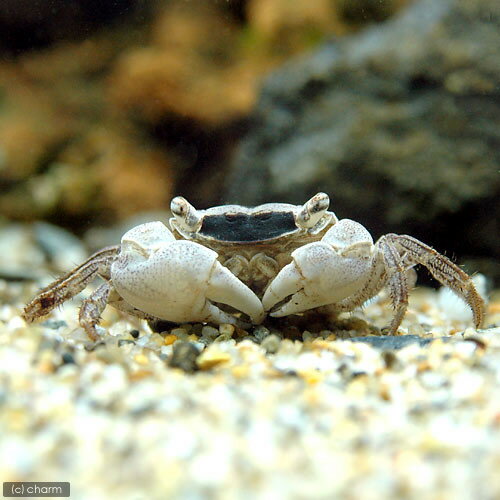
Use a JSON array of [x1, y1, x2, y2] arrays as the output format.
[[130, 329, 140, 339], [168, 342, 201, 372], [227, 0, 500, 280], [84, 341, 106, 352], [41, 320, 68, 330], [61, 352, 76, 365], [348, 335, 436, 349]]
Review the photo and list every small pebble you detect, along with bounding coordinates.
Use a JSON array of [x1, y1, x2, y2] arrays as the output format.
[[170, 328, 189, 340], [302, 330, 314, 342], [219, 324, 235, 337], [196, 345, 232, 370], [150, 333, 166, 346], [133, 354, 149, 365], [191, 323, 203, 335], [163, 334, 178, 346], [261, 334, 281, 354], [61, 352, 76, 365], [214, 333, 232, 342], [253, 325, 270, 342], [168, 342, 201, 372], [201, 326, 219, 339]]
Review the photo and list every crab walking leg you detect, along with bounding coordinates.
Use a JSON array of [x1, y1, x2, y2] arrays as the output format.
[[22, 246, 119, 323], [385, 234, 485, 328], [377, 237, 410, 335], [80, 286, 162, 341], [79, 282, 112, 341]]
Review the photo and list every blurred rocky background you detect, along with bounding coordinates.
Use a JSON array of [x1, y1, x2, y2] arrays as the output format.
[[0, 0, 498, 280]]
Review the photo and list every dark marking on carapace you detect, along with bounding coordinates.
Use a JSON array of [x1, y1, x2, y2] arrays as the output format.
[[199, 211, 298, 243]]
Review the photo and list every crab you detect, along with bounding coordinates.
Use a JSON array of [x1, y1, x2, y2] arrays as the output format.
[[23, 193, 485, 341]]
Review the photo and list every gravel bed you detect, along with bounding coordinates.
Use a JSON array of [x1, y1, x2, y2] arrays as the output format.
[[0, 232, 499, 499]]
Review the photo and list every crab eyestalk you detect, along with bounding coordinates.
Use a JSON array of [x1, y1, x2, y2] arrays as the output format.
[[170, 196, 202, 233], [296, 192, 331, 229]]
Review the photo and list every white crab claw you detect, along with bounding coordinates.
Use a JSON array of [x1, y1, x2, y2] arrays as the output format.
[[111, 222, 264, 325], [263, 219, 374, 316], [205, 261, 265, 324], [261, 262, 303, 312]]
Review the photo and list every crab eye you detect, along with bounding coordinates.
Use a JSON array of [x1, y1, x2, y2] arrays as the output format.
[[296, 192, 330, 229], [309, 193, 330, 214], [171, 197, 189, 217], [170, 196, 202, 232]]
